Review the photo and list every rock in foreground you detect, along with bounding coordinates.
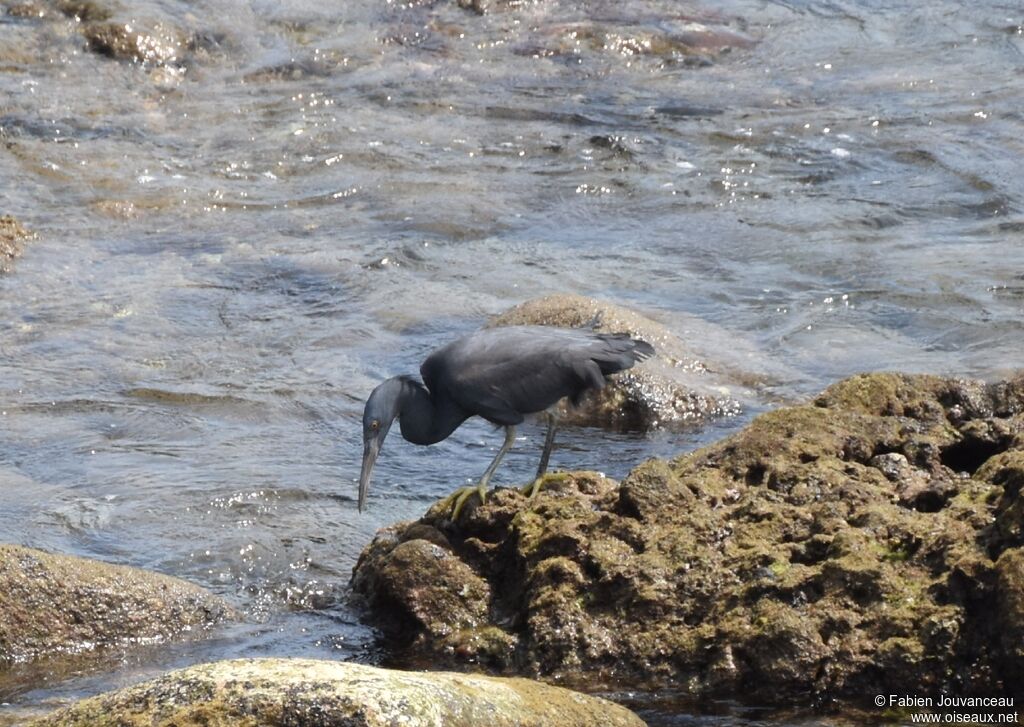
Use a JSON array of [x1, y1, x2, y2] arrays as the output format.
[[352, 373, 1024, 704], [490, 294, 741, 429], [0, 544, 234, 666], [29, 658, 645, 727]]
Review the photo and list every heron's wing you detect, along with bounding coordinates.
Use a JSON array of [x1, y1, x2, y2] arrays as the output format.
[[422, 326, 652, 424]]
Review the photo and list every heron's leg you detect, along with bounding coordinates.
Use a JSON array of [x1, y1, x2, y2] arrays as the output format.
[[534, 414, 558, 479], [480, 425, 517, 489], [442, 426, 516, 519], [522, 414, 558, 499]]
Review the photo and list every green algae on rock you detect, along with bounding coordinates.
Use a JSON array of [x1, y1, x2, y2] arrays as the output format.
[[489, 294, 742, 429], [28, 657, 645, 727], [0, 544, 235, 666], [0, 215, 32, 273], [352, 372, 1024, 704]]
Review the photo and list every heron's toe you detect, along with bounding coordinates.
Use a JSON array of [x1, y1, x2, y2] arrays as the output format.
[[520, 478, 542, 499], [520, 472, 569, 500], [439, 484, 487, 520]]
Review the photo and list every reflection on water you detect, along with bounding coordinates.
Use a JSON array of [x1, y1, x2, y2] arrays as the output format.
[[1, 0, 1023, 723]]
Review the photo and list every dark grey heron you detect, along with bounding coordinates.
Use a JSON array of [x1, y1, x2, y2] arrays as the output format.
[[358, 325, 654, 518]]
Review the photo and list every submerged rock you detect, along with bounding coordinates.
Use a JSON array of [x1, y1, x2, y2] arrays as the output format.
[[353, 372, 1024, 704], [82, 19, 184, 65], [0, 544, 235, 666], [454, 0, 540, 14], [54, 0, 112, 22], [4, 2, 49, 18], [532, 19, 755, 64], [447, 0, 755, 68], [489, 294, 741, 429], [0, 215, 32, 273], [8, 0, 196, 68], [2, 0, 111, 22], [28, 657, 645, 727]]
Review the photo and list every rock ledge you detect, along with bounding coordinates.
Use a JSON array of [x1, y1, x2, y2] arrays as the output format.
[[29, 658, 645, 727], [353, 372, 1024, 704]]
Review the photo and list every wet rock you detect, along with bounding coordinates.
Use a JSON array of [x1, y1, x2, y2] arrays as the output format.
[[456, 0, 488, 15], [0, 215, 32, 273], [0, 544, 235, 666], [6, 0, 212, 70], [512, 15, 754, 68], [455, 0, 536, 15], [3, 0, 112, 23], [28, 657, 645, 727], [241, 56, 338, 84], [489, 294, 741, 429], [90, 199, 142, 219], [353, 372, 1024, 703], [560, 20, 753, 58], [4, 2, 49, 19], [351, 529, 498, 654], [430, 0, 755, 68], [55, 0, 112, 22], [655, 103, 722, 117], [81, 19, 184, 65]]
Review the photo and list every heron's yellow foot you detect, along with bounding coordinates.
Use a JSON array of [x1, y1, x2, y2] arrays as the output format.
[[520, 472, 569, 499], [438, 483, 487, 520]]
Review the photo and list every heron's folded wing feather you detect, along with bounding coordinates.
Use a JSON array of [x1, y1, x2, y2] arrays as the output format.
[[445, 350, 579, 423], [421, 326, 653, 423]]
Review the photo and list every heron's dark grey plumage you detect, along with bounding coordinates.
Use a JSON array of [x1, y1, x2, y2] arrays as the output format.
[[358, 325, 654, 513]]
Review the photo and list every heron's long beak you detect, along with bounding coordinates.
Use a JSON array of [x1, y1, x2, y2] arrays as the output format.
[[358, 438, 380, 513]]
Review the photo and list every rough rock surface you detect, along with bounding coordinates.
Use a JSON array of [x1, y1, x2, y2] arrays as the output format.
[[489, 294, 741, 429], [352, 372, 1024, 703], [28, 658, 645, 727], [0, 544, 235, 666], [0, 215, 32, 273]]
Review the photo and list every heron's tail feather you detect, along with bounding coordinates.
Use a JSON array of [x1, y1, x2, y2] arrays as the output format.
[[591, 332, 655, 375], [630, 338, 655, 361]]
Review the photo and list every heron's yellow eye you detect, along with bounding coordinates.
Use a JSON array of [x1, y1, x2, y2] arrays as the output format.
[[370, 420, 380, 431]]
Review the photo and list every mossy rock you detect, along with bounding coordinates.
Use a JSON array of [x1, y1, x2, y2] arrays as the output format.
[[353, 372, 1024, 703], [29, 658, 645, 727], [0, 544, 235, 666]]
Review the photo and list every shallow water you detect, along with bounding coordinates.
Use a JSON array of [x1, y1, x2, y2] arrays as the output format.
[[1, 0, 1023, 723]]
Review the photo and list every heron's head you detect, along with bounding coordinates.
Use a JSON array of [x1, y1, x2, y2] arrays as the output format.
[[358, 377, 404, 512]]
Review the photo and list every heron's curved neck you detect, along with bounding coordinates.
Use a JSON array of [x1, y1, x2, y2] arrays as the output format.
[[397, 379, 468, 445]]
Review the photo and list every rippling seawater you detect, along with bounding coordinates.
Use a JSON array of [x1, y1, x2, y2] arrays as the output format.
[[1, 0, 1023, 723]]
